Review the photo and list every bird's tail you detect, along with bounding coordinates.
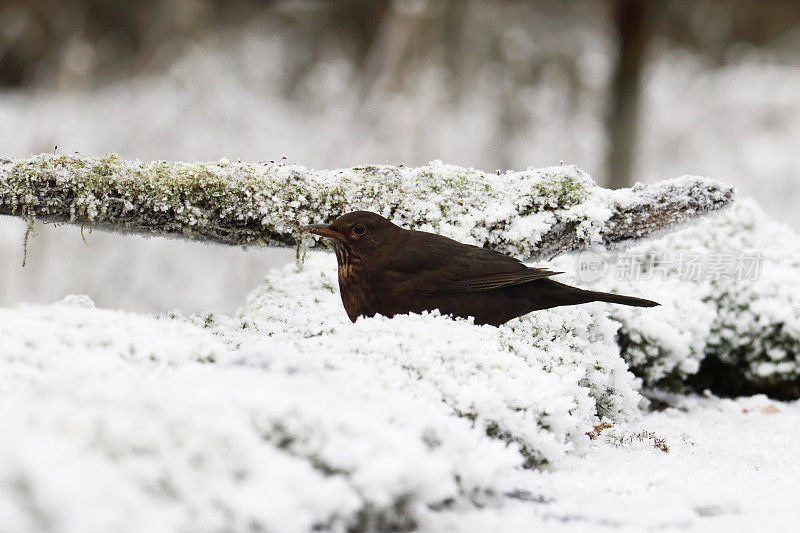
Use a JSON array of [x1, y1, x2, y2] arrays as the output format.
[[583, 290, 659, 307]]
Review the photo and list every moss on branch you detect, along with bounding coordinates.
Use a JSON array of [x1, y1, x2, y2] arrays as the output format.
[[0, 154, 734, 259]]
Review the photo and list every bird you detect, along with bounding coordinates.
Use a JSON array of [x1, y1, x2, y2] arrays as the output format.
[[302, 211, 658, 326]]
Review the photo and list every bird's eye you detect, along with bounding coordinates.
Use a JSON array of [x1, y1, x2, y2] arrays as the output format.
[[353, 224, 366, 236]]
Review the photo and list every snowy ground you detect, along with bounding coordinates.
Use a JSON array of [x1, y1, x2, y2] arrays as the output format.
[[429, 395, 800, 532]]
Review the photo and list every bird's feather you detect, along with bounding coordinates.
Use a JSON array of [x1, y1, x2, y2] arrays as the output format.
[[375, 230, 560, 295], [426, 268, 562, 294]]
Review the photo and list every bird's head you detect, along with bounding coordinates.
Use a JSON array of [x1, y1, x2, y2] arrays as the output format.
[[301, 211, 402, 263]]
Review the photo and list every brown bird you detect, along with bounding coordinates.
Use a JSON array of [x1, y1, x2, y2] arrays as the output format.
[[302, 211, 658, 326]]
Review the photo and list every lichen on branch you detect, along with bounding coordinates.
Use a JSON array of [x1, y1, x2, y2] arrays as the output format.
[[0, 153, 734, 260]]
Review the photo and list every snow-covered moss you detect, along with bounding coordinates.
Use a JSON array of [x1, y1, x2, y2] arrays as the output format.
[[0, 253, 648, 531], [240, 254, 643, 467], [605, 199, 800, 398], [500, 309, 643, 421], [1, 154, 734, 260], [610, 278, 714, 392], [0, 297, 519, 531]]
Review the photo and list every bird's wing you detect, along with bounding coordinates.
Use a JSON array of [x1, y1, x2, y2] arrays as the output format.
[[375, 230, 561, 295], [432, 267, 562, 294]]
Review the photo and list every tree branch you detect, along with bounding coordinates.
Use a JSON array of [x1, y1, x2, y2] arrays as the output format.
[[0, 154, 735, 260]]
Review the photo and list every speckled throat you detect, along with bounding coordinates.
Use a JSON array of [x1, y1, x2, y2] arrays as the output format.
[[331, 241, 368, 322]]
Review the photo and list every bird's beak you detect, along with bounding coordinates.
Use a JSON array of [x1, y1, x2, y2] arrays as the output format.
[[301, 223, 345, 240]]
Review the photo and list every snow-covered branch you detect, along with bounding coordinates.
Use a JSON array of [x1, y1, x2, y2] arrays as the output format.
[[0, 154, 734, 259]]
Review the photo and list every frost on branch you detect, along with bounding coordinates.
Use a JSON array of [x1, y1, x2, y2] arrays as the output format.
[[0, 153, 734, 259], [601, 199, 800, 399]]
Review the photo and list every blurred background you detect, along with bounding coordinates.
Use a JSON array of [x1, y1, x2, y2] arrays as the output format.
[[1, 0, 799, 314]]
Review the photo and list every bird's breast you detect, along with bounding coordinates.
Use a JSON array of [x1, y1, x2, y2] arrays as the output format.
[[333, 245, 369, 322]]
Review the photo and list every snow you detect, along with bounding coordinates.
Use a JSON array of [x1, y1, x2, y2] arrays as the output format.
[[3, 285, 799, 531], [0, 240, 644, 531], [0, 271, 640, 531], [425, 395, 800, 532], [573, 198, 800, 397]]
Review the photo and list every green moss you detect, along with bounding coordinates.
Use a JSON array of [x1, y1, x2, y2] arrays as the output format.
[[527, 174, 589, 210], [2, 153, 727, 263]]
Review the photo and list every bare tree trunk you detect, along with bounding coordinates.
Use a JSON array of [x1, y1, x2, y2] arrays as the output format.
[[606, 0, 651, 190]]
